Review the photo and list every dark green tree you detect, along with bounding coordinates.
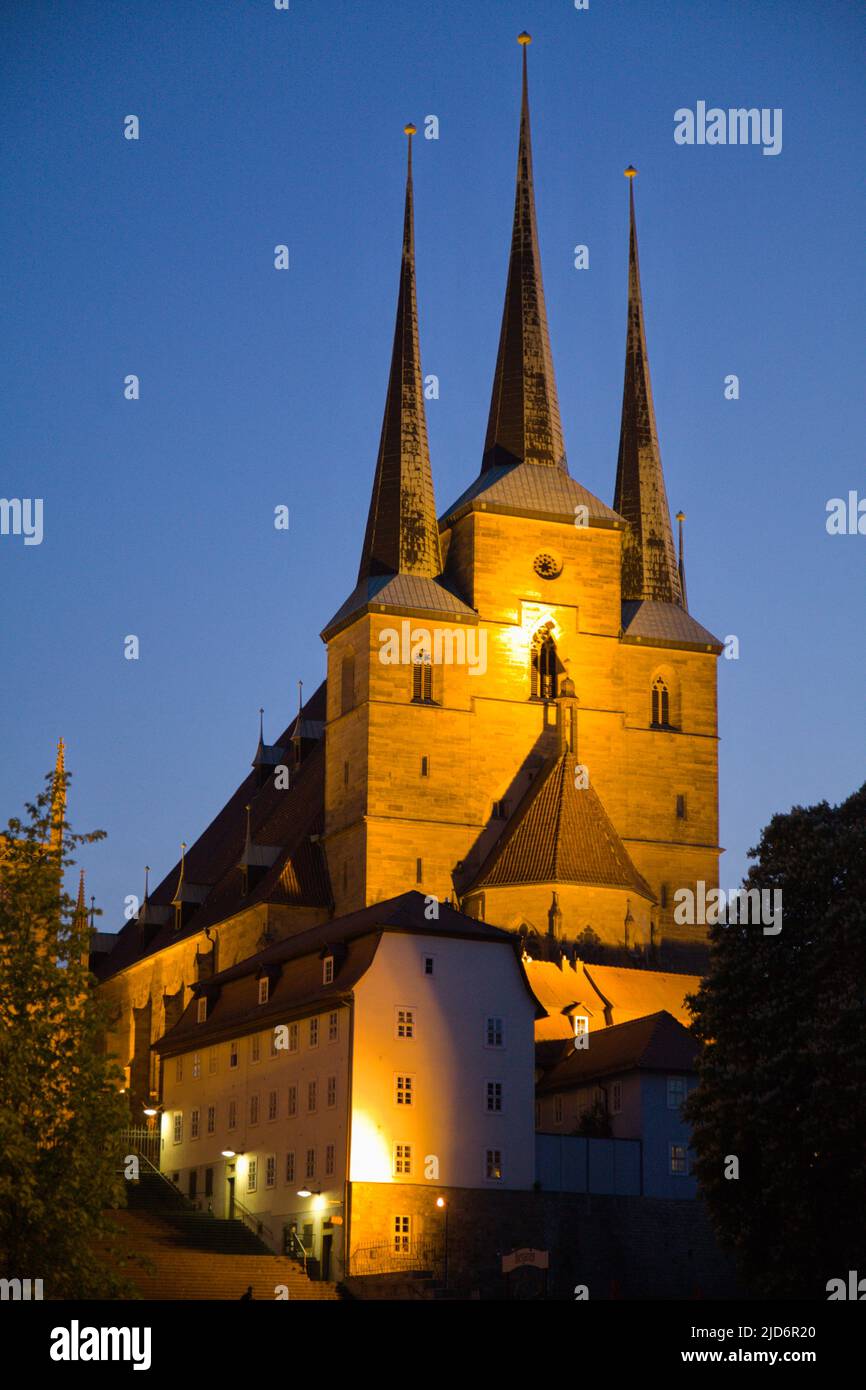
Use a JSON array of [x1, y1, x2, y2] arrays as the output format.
[[0, 771, 132, 1297], [685, 783, 866, 1298]]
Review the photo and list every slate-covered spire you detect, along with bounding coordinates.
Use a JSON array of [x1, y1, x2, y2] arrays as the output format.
[[482, 32, 567, 474], [614, 168, 683, 606], [357, 124, 442, 582]]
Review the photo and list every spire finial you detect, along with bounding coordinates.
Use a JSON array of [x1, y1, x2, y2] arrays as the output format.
[[297, 679, 303, 716], [89, 895, 96, 930], [404, 121, 416, 176], [258, 707, 264, 740], [676, 511, 688, 611], [613, 166, 683, 606], [143, 865, 150, 902]]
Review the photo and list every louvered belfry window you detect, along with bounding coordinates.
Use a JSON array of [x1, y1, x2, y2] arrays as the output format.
[[412, 651, 432, 702], [531, 629, 558, 700], [651, 675, 670, 727]]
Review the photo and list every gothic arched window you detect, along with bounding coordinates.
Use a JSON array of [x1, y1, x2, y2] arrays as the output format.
[[412, 651, 432, 703], [651, 675, 670, 728], [531, 628, 558, 700]]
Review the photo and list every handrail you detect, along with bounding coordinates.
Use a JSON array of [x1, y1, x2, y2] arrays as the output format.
[[285, 1227, 309, 1275], [233, 1195, 275, 1249], [134, 1150, 193, 1204], [349, 1238, 443, 1279]]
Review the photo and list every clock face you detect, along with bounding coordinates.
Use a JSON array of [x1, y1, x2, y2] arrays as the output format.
[[533, 551, 562, 580]]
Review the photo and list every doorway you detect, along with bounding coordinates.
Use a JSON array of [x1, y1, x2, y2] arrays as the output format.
[[321, 1232, 333, 1281], [227, 1175, 235, 1220]]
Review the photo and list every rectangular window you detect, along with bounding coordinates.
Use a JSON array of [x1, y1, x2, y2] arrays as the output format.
[[307, 1080, 317, 1113], [249, 1094, 259, 1125], [486, 1016, 504, 1048], [676, 794, 687, 820], [192, 1052, 201, 1080], [228, 1099, 237, 1131], [287, 1084, 297, 1118], [424, 956, 434, 976], [554, 1095, 563, 1124], [229, 1041, 238, 1070], [395, 1074, 414, 1106], [250, 1034, 261, 1064], [208, 1047, 217, 1074], [269, 1029, 279, 1057], [265, 1155, 276, 1189], [670, 1143, 687, 1176], [393, 1215, 411, 1254], [416, 857, 423, 883], [288, 1022, 299, 1053], [247, 1158, 257, 1193], [188, 1108, 199, 1142], [309, 1017, 319, 1048], [175, 1056, 183, 1083], [394, 1143, 412, 1176], [327, 1076, 337, 1108], [492, 799, 508, 819], [285, 1151, 295, 1184], [258, 977, 269, 1005], [328, 1010, 339, 1042], [660, 884, 669, 910], [667, 1075, 688, 1110], [268, 1089, 278, 1122], [611, 1082, 623, 1115], [485, 1148, 503, 1181], [420, 756, 429, 777], [196, 998, 207, 1023], [207, 1104, 216, 1135], [323, 957, 334, 985], [395, 1007, 415, 1040], [173, 1112, 182, 1145], [305, 1148, 316, 1180], [486, 1081, 503, 1113], [325, 1143, 335, 1177]]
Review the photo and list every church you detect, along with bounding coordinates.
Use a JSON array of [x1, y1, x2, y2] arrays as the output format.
[[91, 34, 723, 1287]]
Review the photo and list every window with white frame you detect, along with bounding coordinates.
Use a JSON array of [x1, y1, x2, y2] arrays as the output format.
[[173, 1112, 183, 1144], [208, 1047, 217, 1074], [667, 1075, 688, 1110], [486, 1016, 504, 1048], [247, 1159, 257, 1193], [327, 1076, 337, 1108], [265, 1155, 276, 1189], [328, 1011, 339, 1042], [258, 977, 269, 1005], [394, 1143, 412, 1176], [249, 1094, 259, 1125], [307, 1080, 317, 1113], [485, 1148, 503, 1181], [288, 1022, 299, 1053], [207, 1104, 215, 1135], [190, 1108, 200, 1139], [196, 997, 207, 1023], [175, 1056, 183, 1082], [229, 1040, 238, 1069], [309, 1017, 319, 1048], [287, 1084, 297, 1118], [250, 1034, 261, 1064], [393, 1215, 411, 1254], [486, 1081, 503, 1113], [395, 1007, 415, 1039], [325, 1143, 335, 1177], [670, 1143, 687, 1176], [285, 1151, 295, 1184], [305, 1148, 316, 1180], [395, 1074, 414, 1106], [192, 1052, 201, 1080], [611, 1081, 623, 1114], [268, 1089, 278, 1122], [323, 956, 334, 985], [228, 1099, 237, 1131]]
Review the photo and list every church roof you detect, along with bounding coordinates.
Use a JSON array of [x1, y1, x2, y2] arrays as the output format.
[[441, 460, 622, 531], [93, 689, 331, 981], [468, 748, 655, 901], [613, 172, 684, 607], [621, 599, 723, 653], [536, 1009, 697, 1092], [322, 572, 475, 641]]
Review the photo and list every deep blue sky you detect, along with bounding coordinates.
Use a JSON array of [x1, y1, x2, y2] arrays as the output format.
[[1, 0, 863, 931]]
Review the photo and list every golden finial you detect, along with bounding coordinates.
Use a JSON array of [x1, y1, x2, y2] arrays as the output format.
[[676, 510, 686, 522], [624, 165, 637, 178], [518, 31, 532, 45], [404, 123, 417, 137]]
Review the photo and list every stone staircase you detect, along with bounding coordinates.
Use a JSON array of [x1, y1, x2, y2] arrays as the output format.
[[106, 1209, 343, 1300]]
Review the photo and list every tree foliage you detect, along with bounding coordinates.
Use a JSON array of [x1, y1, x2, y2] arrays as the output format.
[[684, 783, 866, 1298], [0, 771, 132, 1296]]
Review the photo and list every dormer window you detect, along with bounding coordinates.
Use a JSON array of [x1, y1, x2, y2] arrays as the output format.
[[258, 977, 269, 1005], [196, 997, 207, 1023], [323, 956, 334, 986]]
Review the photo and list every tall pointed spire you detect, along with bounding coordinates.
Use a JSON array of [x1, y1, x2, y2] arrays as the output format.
[[357, 123, 442, 582], [482, 33, 567, 474], [50, 737, 66, 856], [74, 868, 87, 928], [614, 168, 683, 606]]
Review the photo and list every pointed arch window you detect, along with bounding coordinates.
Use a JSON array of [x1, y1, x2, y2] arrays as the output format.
[[651, 676, 670, 728], [412, 651, 433, 703], [531, 628, 558, 701]]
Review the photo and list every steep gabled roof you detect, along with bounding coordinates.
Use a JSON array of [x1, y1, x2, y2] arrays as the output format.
[[621, 599, 723, 653], [537, 1010, 697, 1092], [469, 750, 655, 901]]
